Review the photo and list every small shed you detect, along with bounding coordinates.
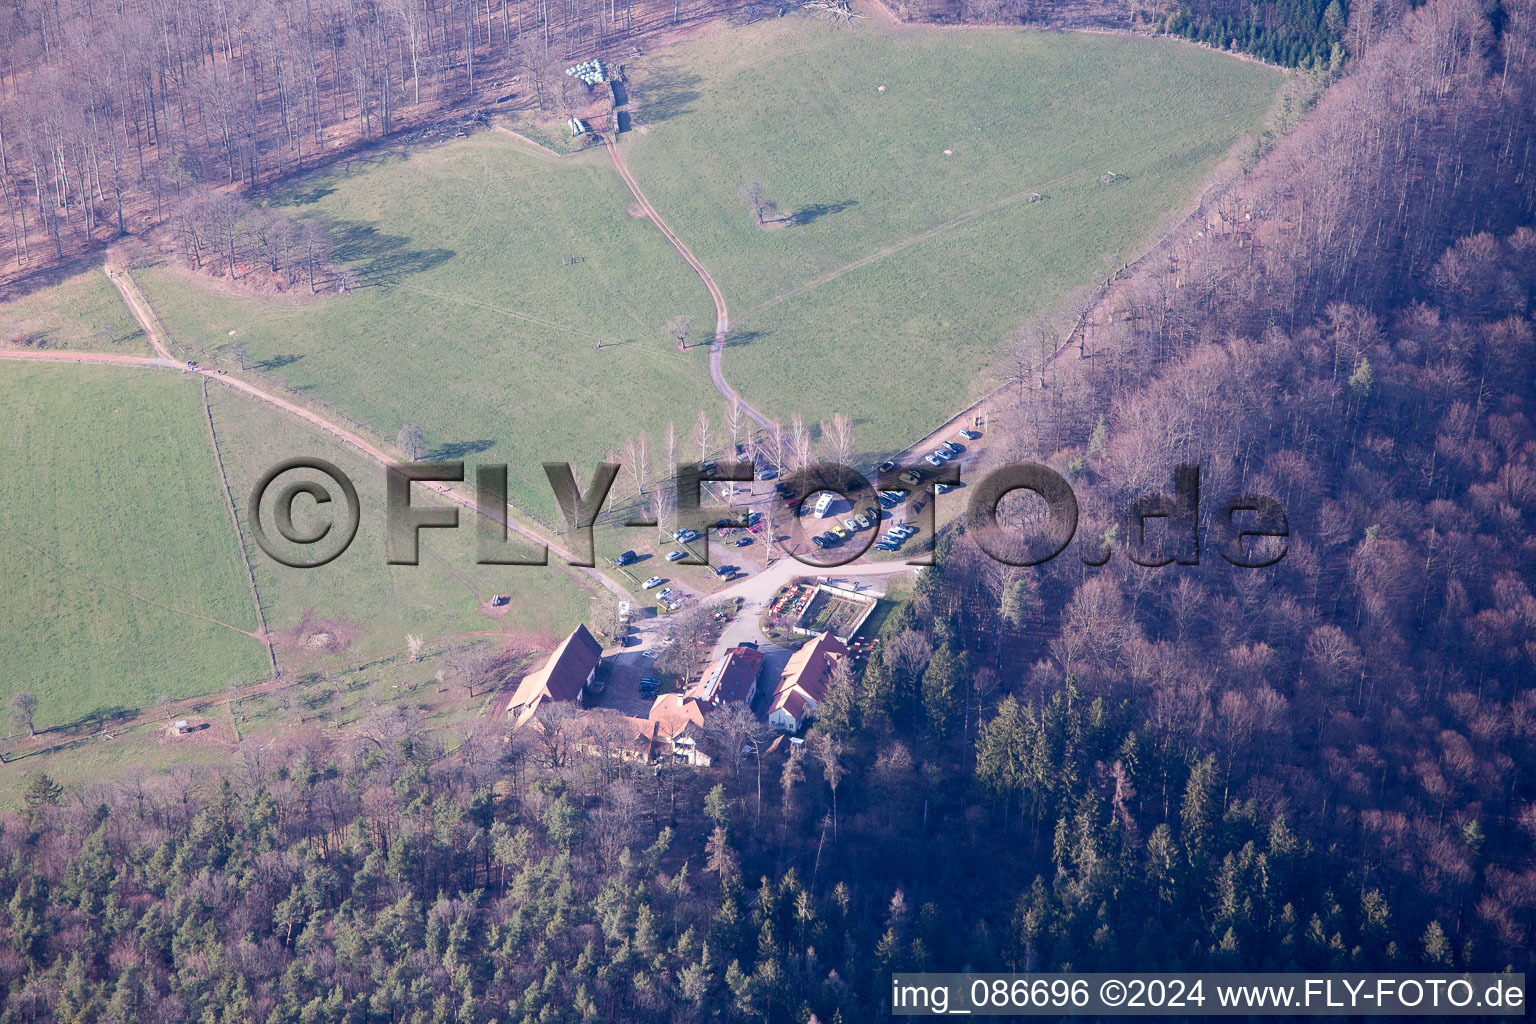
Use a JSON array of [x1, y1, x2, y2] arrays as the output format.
[[172, 720, 190, 735]]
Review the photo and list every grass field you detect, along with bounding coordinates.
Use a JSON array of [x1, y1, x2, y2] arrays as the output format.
[[0, 18, 1280, 779], [0, 364, 270, 730], [620, 17, 1281, 452], [0, 356, 602, 736], [205, 380, 600, 666], [134, 132, 721, 525], [0, 261, 150, 353]]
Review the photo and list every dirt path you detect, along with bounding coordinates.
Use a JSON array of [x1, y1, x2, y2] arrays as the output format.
[[741, 167, 1093, 321], [0, 329, 632, 606], [490, 122, 565, 159], [603, 135, 775, 430], [11, 533, 269, 640], [0, 348, 174, 368], [105, 267, 176, 361]]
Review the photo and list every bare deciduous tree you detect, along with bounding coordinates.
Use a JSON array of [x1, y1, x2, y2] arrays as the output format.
[[397, 424, 427, 461], [739, 179, 774, 224], [9, 692, 37, 738], [665, 314, 696, 351]]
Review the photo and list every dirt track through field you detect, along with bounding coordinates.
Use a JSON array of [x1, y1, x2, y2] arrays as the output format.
[[0, 310, 631, 606], [604, 135, 775, 431], [10, 533, 267, 640], [740, 167, 1095, 320]]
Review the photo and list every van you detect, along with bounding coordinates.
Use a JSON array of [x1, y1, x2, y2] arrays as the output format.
[[813, 492, 836, 518]]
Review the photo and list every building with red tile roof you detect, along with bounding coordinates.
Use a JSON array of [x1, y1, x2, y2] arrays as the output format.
[[506, 624, 602, 729], [686, 644, 764, 708], [768, 631, 848, 732]]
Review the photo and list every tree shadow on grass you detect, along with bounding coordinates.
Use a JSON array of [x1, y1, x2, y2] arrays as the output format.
[[721, 329, 768, 349], [635, 66, 702, 125], [787, 199, 858, 227], [256, 353, 305, 371], [430, 439, 497, 459], [325, 220, 455, 286], [39, 704, 136, 738], [0, 253, 106, 304], [286, 185, 337, 206]]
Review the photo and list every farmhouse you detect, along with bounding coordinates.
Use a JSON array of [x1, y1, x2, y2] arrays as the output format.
[[507, 624, 601, 729], [686, 644, 764, 708], [646, 693, 713, 766], [569, 695, 713, 766], [768, 631, 848, 732]]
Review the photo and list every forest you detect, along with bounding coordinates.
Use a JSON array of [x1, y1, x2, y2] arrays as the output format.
[[1164, 0, 1347, 67], [0, 0, 1533, 1020], [0, 0, 715, 282]]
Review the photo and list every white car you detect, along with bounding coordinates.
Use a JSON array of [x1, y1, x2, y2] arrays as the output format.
[[925, 454, 944, 466], [642, 576, 664, 589], [642, 648, 659, 659], [665, 550, 686, 561], [843, 518, 860, 531], [959, 428, 981, 440], [932, 448, 952, 461]]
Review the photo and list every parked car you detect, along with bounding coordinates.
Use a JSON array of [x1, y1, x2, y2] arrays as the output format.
[[865, 505, 881, 521], [713, 565, 733, 577], [854, 514, 871, 529], [875, 541, 897, 551], [931, 448, 952, 461], [760, 467, 778, 480], [925, 454, 945, 466], [735, 536, 753, 547], [843, 518, 860, 531], [665, 550, 686, 562], [642, 576, 664, 589], [700, 460, 718, 474], [671, 528, 698, 542], [900, 469, 925, 486], [812, 536, 830, 549], [878, 460, 897, 473], [942, 441, 965, 455], [616, 550, 638, 566], [642, 648, 659, 659], [832, 527, 851, 540], [641, 677, 661, 687], [935, 482, 955, 494], [959, 428, 981, 440]]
